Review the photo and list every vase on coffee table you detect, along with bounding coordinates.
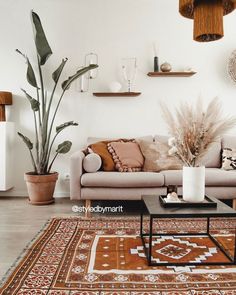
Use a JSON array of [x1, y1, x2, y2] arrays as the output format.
[[182, 166, 205, 202]]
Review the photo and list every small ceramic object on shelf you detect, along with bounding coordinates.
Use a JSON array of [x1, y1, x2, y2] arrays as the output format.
[[160, 62, 172, 72], [108, 81, 122, 93], [184, 67, 194, 72]]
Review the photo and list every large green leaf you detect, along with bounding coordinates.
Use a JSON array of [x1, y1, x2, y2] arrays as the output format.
[[56, 121, 78, 134], [21, 89, 40, 111], [17, 132, 33, 150], [16, 49, 38, 88], [52, 58, 68, 83], [56, 141, 72, 154], [31, 11, 52, 65], [61, 64, 98, 91]]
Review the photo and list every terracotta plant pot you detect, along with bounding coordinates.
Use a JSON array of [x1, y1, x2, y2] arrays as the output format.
[[24, 172, 58, 205]]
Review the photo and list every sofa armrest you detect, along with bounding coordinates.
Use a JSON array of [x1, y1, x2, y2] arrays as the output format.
[[70, 150, 85, 200]]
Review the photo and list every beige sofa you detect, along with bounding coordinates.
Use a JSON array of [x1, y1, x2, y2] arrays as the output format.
[[70, 135, 236, 209]]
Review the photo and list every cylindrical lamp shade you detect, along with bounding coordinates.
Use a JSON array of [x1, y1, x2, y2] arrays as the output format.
[[179, 0, 235, 19], [0, 92, 12, 121], [194, 0, 224, 42]]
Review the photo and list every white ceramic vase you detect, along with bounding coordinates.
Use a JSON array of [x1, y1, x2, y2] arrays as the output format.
[[182, 166, 205, 202]]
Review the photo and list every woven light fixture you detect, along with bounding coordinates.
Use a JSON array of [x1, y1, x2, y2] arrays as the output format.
[[179, 0, 235, 42]]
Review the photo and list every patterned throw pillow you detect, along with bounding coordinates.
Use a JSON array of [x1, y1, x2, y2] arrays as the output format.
[[136, 139, 182, 172], [222, 148, 236, 170], [107, 141, 144, 172]]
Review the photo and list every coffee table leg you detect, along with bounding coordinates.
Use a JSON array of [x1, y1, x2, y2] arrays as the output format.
[[207, 217, 210, 234], [140, 211, 143, 237], [234, 227, 236, 264], [148, 216, 153, 265]]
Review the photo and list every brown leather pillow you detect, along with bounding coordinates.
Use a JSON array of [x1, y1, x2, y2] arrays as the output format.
[[89, 141, 115, 171]]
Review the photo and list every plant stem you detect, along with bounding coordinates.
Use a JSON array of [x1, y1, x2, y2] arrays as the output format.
[[42, 79, 60, 169], [44, 90, 65, 171], [37, 56, 45, 118], [36, 88, 42, 127], [47, 152, 58, 173], [29, 149, 38, 173], [42, 60, 68, 172], [33, 112, 39, 165]]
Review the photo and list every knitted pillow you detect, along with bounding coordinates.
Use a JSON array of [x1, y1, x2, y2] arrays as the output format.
[[107, 141, 144, 172]]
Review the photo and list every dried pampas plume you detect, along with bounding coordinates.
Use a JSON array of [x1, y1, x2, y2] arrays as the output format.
[[160, 97, 236, 167]]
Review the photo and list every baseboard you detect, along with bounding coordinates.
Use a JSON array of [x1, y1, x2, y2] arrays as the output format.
[[0, 190, 69, 198]]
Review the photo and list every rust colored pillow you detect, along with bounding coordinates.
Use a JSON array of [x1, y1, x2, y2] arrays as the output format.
[[107, 141, 144, 172], [89, 141, 115, 171]]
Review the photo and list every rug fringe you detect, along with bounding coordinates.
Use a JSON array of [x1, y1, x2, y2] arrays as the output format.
[[0, 218, 51, 287]]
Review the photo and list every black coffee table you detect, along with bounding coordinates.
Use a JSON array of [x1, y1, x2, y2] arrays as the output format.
[[140, 195, 236, 266]]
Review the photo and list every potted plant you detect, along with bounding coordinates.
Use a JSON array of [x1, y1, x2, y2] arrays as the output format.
[[17, 11, 98, 205], [161, 98, 236, 202]]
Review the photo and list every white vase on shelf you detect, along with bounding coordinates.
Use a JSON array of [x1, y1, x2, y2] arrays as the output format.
[[182, 166, 205, 202]]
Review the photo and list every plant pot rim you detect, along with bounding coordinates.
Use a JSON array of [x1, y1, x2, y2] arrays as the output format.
[[25, 171, 58, 176], [24, 172, 58, 183]]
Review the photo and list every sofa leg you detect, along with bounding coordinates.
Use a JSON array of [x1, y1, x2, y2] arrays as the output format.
[[85, 199, 91, 218], [233, 199, 236, 210]]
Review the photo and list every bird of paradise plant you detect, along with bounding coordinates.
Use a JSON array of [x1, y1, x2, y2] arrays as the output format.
[[17, 11, 98, 175]]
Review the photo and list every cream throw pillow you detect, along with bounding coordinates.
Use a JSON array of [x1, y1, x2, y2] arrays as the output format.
[[137, 139, 182, 172], [83, 153, 102, 173]]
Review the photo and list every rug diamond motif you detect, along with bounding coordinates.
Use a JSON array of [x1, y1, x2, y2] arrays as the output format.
[[156, 243, 191, 259]]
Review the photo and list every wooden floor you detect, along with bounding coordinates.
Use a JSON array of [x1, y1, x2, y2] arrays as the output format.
[[0, 197, 83, 279], [0, 197, 139, 279]]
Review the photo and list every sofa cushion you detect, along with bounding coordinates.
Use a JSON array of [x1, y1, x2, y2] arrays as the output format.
[[81, 172, 164, 187], [222, 135, 236, 149], [154, 135, 221, 168], [161, 168, 236, 186], [200, 141, 221, 168]]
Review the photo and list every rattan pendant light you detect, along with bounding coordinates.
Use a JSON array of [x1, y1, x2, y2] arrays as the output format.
[[179, 0, 235, 42]]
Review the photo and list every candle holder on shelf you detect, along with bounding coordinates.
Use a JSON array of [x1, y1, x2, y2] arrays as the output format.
[[85, 53, 98, 79]]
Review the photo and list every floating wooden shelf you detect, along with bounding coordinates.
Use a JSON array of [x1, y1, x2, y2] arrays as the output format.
[[93, 92, 141, 97], [147, 71, 196, 77]]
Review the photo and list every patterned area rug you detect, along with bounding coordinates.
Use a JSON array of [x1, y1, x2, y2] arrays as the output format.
[[1, 217, 236, 294]]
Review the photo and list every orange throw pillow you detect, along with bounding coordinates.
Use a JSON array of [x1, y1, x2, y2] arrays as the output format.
[[89, 141, 115, 171]]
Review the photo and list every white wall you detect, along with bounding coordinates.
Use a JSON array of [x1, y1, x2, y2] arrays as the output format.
[[1, 0, 236, 197]]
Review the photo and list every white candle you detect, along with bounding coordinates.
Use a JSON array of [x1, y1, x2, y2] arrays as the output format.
[[153, 42, 158, 57]]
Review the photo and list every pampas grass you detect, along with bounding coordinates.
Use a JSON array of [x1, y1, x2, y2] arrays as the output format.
[[161, 97, 236, 167]]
